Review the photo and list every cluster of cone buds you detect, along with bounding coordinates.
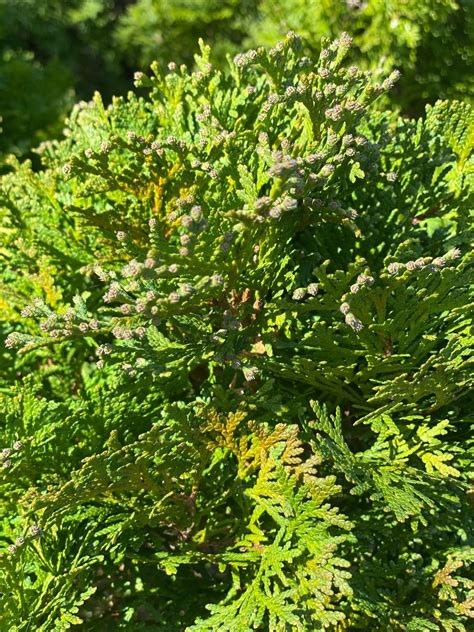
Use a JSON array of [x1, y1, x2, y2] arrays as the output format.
[[0, 440, 23, 471], [350, 273, 375, 294], [387, 249, 461, 275], [339, 301, 364, 332], [292, 283, 320, 301], [7, 525, 43, 555], [235, 31, 311, 71]]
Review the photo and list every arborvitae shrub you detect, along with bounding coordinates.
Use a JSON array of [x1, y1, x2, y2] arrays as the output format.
[[1, 33, 473, 630], [116, 0, 474, 113], [2, 0, 473, 160]]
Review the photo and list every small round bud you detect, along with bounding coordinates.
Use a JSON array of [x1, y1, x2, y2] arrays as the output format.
[[339, 32, 353, 47], [432, 257, 446, 269], [345, 313, 363, 332], [180, 283, 194, 296], [122, 363, 135, 376], [243, 366, 259, 381], [292, 288, 306, 301], [190, 205, 202, 220], [269, 206, 282, 219], [325, 105, 343, 121], [5, 333, 21, 349], [144, 257, 156, 269], [321, 164, 335, 177], [307, 283, 319, 296], [20, 305, 34, 318], [29, 525, 42, 538], [446, 248, 461, 260], [387, 262, 402, 275], [135, 299, 147, 313], [96, 344, 113, 357], [211, 274, 224, 287], [13, 441, 22, 451], [357, 274, 374, 286], [283, 198, 298, 212], [104, 282, 120, 303]]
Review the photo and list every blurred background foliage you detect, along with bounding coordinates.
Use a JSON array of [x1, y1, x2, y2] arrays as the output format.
[[0, 0, 129, 160], [1, 0, 473, 163]]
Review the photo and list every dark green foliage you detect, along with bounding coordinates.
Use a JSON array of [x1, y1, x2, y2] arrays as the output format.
[[115, 0, 256, 70], [0, 34, 473, 630], [0, 0, 130, 161], [0, 50, 72, 158]]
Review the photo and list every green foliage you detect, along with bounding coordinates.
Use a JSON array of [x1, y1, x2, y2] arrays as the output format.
[[116, 0, 474, 113], [0, 50, 72, 157], [1, 0, 473, 160], [115, 0, 255, 70], [0, 0, 129, 161], [0, 34, 473, 630], [248, 0, 474, 113]]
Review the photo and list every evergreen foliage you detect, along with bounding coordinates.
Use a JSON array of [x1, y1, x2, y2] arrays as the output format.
[[116, 0, 474, 113], [1, 0, 473, 159], [0, 0, 130, 160], [0, 33, 473, 630]]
